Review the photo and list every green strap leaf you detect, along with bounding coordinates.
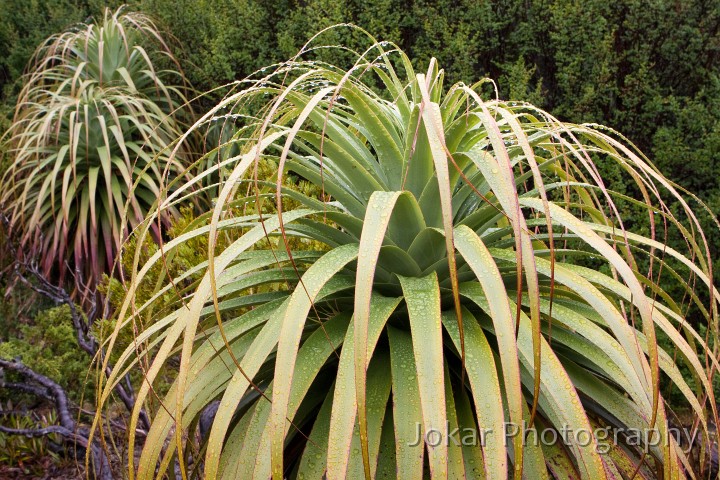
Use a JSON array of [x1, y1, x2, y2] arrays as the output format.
[[297, 386, 336, 479], [353, 190, 404, 479], [399, 272, 448, 479], [238, 312, 352, 478], [327, 295, 400, 479], [453, 224, 525, 471], [388, 326, 425, 480], [269, 244, 360, 479], [344, 352, 393, 479], [442, 308, 507, 479]]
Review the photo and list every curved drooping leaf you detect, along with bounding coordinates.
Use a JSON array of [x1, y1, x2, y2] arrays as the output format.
[[95, 28, 719, 479], [0, 6, 192, 296]]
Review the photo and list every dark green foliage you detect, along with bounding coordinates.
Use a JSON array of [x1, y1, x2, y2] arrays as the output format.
[[131, 0, 286, 96], [0, 0, 90, 102], [110, 0, 720, 193], [3, 1, 718, 184]]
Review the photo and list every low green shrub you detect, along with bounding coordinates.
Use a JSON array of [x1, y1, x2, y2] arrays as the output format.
[[0, 306, 93, 404]]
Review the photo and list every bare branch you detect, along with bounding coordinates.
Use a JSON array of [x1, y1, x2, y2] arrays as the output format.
[[0, 358, 73, 428], [2, 382, 53, 400], [0, 358, 112, 480]]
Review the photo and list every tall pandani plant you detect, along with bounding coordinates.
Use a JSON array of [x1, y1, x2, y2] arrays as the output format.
[[95, 29, 719, 479], [0, 7, 192, 298]]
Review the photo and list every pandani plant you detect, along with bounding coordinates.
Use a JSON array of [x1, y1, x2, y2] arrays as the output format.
[[0, 7, 191, 297], [94, 29, 719, 479]]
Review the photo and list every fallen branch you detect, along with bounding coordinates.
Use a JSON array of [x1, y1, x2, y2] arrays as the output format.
[[0, 358, 112, 480], [3, 381, 53, 400]]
